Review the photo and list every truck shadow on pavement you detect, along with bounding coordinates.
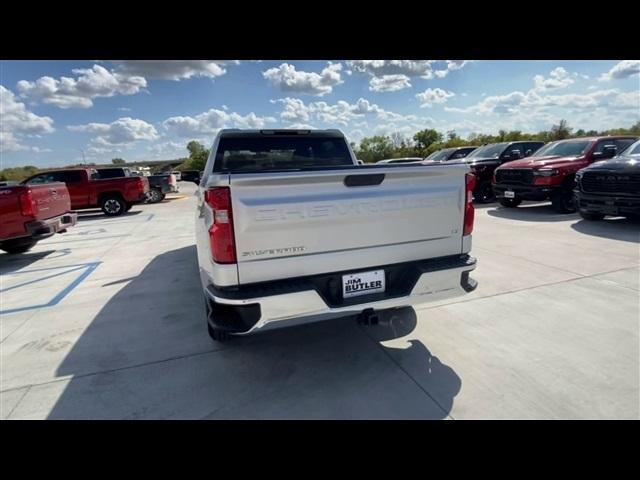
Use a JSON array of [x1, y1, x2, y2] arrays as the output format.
[[488, 203, 579, 222], [571, 217, 640, 243], [0, 250, 58, 275], [47, 245, 460, 419], [77, 210, 143, 221]]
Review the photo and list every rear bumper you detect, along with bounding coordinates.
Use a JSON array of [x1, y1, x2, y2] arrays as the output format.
[[575, 190, 640, 216], [204, 255, 477, 335], [25, 212, 78, 240], [492, 183, 560, 201]]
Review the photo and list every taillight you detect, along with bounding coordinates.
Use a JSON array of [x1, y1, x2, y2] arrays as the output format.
[[135, 177, 145, 193], [18, 189, 37, 217], [205, 187, 236, 264], [464, 173, 476, 236]]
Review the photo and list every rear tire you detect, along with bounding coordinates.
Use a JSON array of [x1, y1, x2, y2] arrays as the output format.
[[551, 191, 576, 214], [1, 239, 38, 254], [500, 198, 521, 208], [147, 188, 162, 204], [474, 181, 495, 204], [579, 211, 605, 221], [100, 195, 126, 216]]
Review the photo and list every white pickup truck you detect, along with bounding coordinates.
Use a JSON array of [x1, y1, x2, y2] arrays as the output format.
[[195, 129, 477, 340]]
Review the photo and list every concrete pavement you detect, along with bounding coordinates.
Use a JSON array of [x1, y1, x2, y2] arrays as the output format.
[[1, 183, 638, 419]]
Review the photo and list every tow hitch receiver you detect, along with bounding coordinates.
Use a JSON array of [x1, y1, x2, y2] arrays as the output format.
[[357, 308, 379, 326]]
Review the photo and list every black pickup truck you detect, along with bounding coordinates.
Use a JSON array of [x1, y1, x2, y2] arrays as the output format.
[[574, 139, 640, 220], [465, 141, 545, 203], [96, 168, 178, 203]]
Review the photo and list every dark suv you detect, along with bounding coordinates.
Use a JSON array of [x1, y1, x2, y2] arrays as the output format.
[[464, 141, 545, 203], [424, 146, 478, 163], [574, 139, 640, 220]]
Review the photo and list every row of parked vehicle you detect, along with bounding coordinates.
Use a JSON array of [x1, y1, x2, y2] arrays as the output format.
[[375, 136, 640, 219], [0, 166, 203, 254]]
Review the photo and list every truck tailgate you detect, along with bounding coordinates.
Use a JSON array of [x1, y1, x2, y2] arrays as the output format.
[[0, 182, 71, 240], [230, 164, 467, 284]]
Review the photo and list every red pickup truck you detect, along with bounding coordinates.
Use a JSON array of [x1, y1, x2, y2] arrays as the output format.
[[0, 183, 77, 254], [492, 136, 638, 213], [22, 168, 149, 216]]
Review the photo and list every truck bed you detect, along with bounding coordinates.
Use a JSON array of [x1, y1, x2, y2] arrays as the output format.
[[206, 163, 469, 285]]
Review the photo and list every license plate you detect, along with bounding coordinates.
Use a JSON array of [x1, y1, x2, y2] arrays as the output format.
[[342, 269, 385, 299], [504, 190, 515, 199]]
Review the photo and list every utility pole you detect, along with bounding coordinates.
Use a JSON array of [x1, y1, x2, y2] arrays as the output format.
[[79, 148, 86, 165]]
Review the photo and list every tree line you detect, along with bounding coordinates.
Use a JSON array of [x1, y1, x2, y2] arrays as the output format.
[[351, 120, 640, 163]]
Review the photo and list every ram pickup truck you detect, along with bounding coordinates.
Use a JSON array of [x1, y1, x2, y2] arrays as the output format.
[[493, 136, 638, 213], [22, 168, 149, 216], [195, 129, 478, 341], [0, 183, 77, 254], [574, 139, 640, 220]]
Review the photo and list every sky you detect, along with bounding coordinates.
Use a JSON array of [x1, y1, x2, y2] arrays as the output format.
[[1, 60, 639, 168]]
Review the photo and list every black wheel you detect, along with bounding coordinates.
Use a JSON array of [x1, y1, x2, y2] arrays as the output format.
[[100, 195, 126, 216], [551, 191, 576, 213], [500, 198, 521, 208], [159, 193, 166, 202], [147, 188, 162, 203], [579, 211, 605, 221], [207, 323, 229, 342], [1, 239, 37, 254], [474, 181, 495, 204]]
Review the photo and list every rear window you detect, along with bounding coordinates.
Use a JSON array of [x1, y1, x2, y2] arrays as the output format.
[[213, 136, 354, 172], [97, 169, 127, 179]]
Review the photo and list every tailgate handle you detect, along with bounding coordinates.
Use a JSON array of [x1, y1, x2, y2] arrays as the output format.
[[344, 174, 385, 187]]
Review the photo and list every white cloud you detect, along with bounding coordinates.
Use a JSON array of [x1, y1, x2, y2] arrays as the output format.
[[533, 67, 574, 91], [1, 85, 55, 152], [163, 109, 276, 137], [263, 62, 343, 96], [274, 97, 310, 122], [346, 60, 436, 78], [273, 97, 419, 131], [68, 117, 159, 145], [147, 141, 188, 159], [347, 60, 471, 83], [415, 88, 455, 108], [369, 74, 412, 92], [599, 60, 640, 81], [17, 65, 146, 108], [114, 60, 239, 81]]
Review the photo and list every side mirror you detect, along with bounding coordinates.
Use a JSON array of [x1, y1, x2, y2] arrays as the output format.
[[593, 145, 617, 160], [525, 149, 533, 157], [603, 145, 617, 158]]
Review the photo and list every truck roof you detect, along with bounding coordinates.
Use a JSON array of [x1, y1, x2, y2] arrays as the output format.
[[549, 135, 638, 142], [218, 128, 345, 138]]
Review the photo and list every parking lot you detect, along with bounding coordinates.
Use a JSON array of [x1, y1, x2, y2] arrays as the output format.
[[1, 181, 638, 419]]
